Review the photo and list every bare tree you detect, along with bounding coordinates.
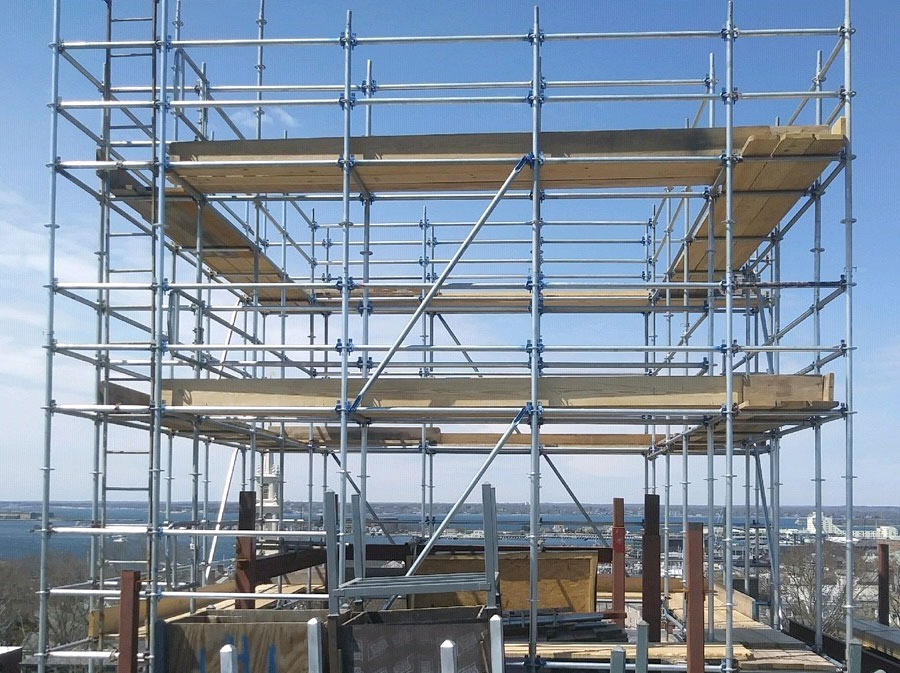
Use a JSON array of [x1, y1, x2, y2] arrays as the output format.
[[0, 554, 89, 650], [780, 541, 874, 637], [888, 548, 900, 627], [0, 558, 36, 645]]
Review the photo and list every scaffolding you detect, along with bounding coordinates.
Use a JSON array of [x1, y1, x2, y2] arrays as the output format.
[[36, 1, 856, 672]]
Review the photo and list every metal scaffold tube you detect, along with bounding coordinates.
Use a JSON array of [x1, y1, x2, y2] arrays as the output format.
[[841, 0, 856, 662], [337, 9, 354, 586], [723, 3, 737, 671], [528, 6, 543, 667], [37, 2, 62, 672], [147, 0, 171, 668]]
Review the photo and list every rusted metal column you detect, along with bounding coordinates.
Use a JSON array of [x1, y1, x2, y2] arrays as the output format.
[[642, 493, 662, 641], [117, 570, 141, 673], [235, 490, 257, 609], [685, 522, 706, 673], [612, 497, 626, 627], [878, 542, 890, 626]]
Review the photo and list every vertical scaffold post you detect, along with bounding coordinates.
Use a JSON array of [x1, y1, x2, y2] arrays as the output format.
[[37, 3, 62, 673], [842, 0, 856, 663], [812, 46, 825, 655], [351, 493, 364, 581], [148, 1, 171, 669], [337, 9, 354, 587], [527, 5, 544, 667], [722, 2, 737, 671], [324, 490, 339, 615]]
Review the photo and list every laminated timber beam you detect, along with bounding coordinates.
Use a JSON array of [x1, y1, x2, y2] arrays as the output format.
[[161, 374, 834, 414]]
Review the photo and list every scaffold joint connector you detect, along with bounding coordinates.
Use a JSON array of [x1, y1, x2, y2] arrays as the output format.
[[335, 276, 356, 292], [526, 29, 545, 45], [335, 338, 354, 354], [527, 91, 545, 107], [721, 88, 740, 104], [356, 356, 373, 371], [357, 299, 373, 315], [339, 31, 357, 48], [720, 26, 740, 41], [361, 78, 377, 95], [337, 153, 356, 168]]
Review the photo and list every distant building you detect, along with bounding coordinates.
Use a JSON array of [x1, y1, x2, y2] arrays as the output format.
[[806, 514, 843, 535], [805, 513, 898, 540]]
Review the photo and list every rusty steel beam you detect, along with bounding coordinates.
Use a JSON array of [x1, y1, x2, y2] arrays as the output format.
[[685, 522, 706, 673], [642, 493, 662, 641], [235, 491, 257, 609], [878, 542, 890, 626], [612, 497, 626, 627], [117, 570, 141, 673]]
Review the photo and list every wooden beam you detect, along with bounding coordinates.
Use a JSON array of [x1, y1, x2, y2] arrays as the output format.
[[878, 543, 890, 626], [643, 494, 662, 641], [117, 570, 141, 673], [235, 491, 256, 609], [685, 522, 706, 673], [162, 374, 833, 411], [612, 498, 626, 628]]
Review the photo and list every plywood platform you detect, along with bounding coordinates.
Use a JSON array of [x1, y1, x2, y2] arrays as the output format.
[[109, 124, 843, 314], [109, 171, 310, 304], [663, 586, 837, 671], [167, 125, 841, 195]]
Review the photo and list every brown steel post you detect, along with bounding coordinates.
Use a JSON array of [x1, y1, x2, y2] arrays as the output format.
[[612, 497, 626, 627], [117, 570, 141, 673], [878, 542, 890, 626], [642, 493, 662, 641], [235, 490, 257, 609], [685, 522, 705, 673]]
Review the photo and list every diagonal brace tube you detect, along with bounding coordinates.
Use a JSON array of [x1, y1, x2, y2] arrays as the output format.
[[753, 449, 779, 608], [382, 406, 528, 609], [541, 450, 609, 545], [351, 155, 532, 411]]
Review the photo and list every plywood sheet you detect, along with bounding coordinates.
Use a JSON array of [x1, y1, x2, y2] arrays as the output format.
[[409, 551, 597, 612], [166, 613, 319, 673]]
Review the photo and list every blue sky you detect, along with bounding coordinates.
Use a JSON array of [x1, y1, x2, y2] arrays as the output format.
[[0, 1, 898, 511]]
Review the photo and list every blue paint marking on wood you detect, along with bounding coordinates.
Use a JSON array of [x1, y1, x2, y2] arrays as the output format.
[[267, 644, 277, 673], [199, 646, 207, 673], [240, 635, 251, 673]]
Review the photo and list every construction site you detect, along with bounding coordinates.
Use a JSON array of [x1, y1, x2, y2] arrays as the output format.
[[18, 1, 900, 673]]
